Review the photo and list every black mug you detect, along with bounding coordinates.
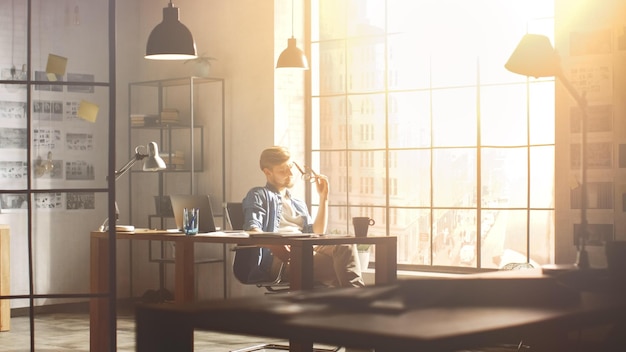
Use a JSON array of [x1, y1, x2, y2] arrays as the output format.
[[353, 217, 375, 238]]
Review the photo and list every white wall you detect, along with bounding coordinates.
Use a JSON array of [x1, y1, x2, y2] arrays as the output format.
[[133, 0, 276, 200], [115, 0, 284, 299]]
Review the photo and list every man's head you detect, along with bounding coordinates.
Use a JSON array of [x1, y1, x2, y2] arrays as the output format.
[[260, 146, 294, 191]]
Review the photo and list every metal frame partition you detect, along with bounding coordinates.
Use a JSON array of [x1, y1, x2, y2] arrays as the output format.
[[0, 0, 117, 350]]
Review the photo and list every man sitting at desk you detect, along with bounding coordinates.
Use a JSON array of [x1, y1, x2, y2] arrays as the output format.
[[242, 146, 364, 288]]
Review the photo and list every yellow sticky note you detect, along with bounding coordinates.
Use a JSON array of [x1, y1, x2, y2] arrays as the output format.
[[46, 54, 67, 76], [77, 100, 99, 123], [569, 175, 581, 190]]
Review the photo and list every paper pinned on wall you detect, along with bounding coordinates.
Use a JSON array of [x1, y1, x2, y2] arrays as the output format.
[[77, 100, 99, 123], [46, 54, 68, 80]]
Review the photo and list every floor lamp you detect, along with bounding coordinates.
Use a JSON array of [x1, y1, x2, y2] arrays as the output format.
[[99, 142, 167, 231], [505, 34, 590, 269]]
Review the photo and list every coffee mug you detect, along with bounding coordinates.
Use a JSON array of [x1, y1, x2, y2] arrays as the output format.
[[183, 208, 199, 235], [353, 217, 375, 238]]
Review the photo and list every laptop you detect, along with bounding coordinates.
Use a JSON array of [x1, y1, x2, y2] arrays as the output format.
[[169, 194, 217, 233]]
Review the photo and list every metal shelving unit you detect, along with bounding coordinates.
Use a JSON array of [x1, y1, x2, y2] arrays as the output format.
[[126, 76, 227, 300]]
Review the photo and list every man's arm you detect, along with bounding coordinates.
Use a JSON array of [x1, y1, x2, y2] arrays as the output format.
[[312, 175, 329, 234], [243, 189, 291, 263]]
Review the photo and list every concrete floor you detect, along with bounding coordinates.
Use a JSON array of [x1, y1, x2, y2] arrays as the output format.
[[0, 310, 293, 352]]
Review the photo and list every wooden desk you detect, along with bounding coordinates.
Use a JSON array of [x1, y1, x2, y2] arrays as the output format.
[[135, 271, 626, 352], [90, 230, 397, 351], [0, 225, 9, 332]]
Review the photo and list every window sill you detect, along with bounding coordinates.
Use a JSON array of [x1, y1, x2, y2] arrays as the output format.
[[362, 268, 464, 285]]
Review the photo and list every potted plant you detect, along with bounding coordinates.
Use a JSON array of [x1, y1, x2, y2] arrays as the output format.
[[357, 244, 371, 269], [185, 53, 216, 77]]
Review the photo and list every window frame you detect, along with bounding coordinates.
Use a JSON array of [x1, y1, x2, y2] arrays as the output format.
[[307, 0, 555, 272]]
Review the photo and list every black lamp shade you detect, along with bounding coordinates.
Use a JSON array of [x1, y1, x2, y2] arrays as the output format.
[[276, 37, 309, 69], [145, 3, 197, 60]]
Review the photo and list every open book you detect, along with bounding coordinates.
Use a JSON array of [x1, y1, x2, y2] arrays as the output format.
[[195, 231, 249, 237]]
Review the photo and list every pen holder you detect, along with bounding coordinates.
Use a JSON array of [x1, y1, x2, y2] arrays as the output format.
[[183, 208, 199, 235]]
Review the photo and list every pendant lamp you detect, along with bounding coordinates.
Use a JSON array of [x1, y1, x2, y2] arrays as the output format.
[[145, 1, 197, 60], [276, 0, 309, 69]]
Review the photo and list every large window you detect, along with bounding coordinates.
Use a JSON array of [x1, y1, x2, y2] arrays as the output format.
[[310, 0, 555, 270]]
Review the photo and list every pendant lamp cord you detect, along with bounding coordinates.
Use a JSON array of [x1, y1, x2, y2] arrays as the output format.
[[290, 0, 294, 37], [10, 0, 15, 78]]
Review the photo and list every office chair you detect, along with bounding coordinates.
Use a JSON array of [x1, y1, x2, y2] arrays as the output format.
[[226, 202, 289, 292], [226, 202, 340, 352], [225, 202, 245, 232]]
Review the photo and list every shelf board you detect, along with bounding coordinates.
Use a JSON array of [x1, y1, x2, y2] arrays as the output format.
[[130, 168, 204, 173], [130, 124, 203, 130], [129, 76, 224, 88]]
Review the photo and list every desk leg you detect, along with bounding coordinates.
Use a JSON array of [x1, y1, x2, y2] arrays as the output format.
[[175, 239, 195, 303], [136, 305, 193, 352], [288, 242, 315, 291], [90, 235, 110, 352], [284, 243, 315, 352], [289, 338, 314, 352], [374, 237, 397, 285]]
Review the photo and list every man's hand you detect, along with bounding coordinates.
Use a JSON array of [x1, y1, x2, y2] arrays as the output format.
[[314, 174, 329, 199]]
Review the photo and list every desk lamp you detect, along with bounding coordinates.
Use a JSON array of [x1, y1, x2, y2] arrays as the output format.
[[505, 34, 590, 270], [99, 142, 167, 231]]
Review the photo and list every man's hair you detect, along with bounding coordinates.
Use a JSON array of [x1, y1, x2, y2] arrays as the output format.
[[259, 146, 290, 170]]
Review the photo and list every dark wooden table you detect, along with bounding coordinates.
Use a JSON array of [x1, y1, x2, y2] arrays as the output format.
[[135, 269, 626, 352]]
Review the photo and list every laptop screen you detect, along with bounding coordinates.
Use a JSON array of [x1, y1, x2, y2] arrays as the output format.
[[169, 194, 217, 233]]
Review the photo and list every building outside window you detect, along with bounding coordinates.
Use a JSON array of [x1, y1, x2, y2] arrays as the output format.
[[309, 0, 555, 270]]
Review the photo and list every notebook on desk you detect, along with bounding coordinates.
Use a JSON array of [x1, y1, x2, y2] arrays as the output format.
[[169, 194, 217, 233]]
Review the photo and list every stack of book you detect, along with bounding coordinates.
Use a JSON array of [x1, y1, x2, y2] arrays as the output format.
[[159, 151, 185, 169], [130, 114, 159, 127], [160, 108, 180, 125]]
